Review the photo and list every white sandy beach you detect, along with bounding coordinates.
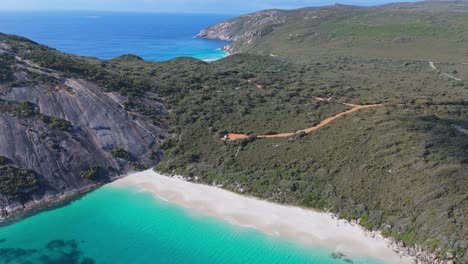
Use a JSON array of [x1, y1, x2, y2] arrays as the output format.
[[113, 170, 413, 264]]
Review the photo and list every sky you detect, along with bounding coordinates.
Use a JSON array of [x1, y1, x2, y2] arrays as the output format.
[[0, 0, 422, 14]]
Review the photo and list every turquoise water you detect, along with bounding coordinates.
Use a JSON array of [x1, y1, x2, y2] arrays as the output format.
[[0, 185, 385, 264], [0, 12, 231, 61]]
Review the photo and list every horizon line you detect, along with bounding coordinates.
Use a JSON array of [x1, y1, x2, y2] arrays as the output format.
[[0, 9, 242, 15], [0, 1, 425, 15]]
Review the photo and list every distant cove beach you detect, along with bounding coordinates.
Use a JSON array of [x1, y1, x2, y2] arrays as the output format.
[[114, 170, 413, 264]]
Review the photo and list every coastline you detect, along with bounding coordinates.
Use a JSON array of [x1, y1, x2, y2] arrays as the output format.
[[201, 46, 231, 62], [113, 170, 414, 264], [202, 49, 230, 62], [0, 183, 102, 223]]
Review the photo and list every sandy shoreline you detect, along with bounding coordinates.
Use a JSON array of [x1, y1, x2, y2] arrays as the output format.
[[113, 170, 413, 264]]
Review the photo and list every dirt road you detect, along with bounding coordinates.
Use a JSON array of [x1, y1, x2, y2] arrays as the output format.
[[223, 103, 384, 141], [429, 61, 462, 81], [452, 124, 468, 135]]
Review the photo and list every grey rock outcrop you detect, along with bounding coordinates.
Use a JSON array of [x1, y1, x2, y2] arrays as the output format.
[[196, 10, 286, 53], [0, 59, 167, 218]]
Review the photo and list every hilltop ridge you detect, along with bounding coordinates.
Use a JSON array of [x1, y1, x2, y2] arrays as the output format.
[[197, 1, 468, 62]]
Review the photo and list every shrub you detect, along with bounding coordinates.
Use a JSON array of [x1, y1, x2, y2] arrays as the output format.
[[40, 115, 72, 132], [0, 54, 14, 83], [111, 147, 134, 161], [147, 150, 157, 160], [130, 162, 146, 171], [16, 101, 37, 117], [158, 138, 178, 150], [40, 115, 51, 123], [80, 165, 108, 181], [183, 152, 200, 163], [50, 117, 72, 131], [48, 143, 59, 150], [0, 166, 38, 198], [0, 156, 7, 165]]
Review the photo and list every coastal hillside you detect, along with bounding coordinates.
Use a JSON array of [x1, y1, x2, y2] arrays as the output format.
[[185, 2, 468, 262], [155, 54, 467, 263], [0, 1, 467, 261], [197, 0, 468, 62]]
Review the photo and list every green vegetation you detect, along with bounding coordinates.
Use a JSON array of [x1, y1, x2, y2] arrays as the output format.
[[0, 156, 7, 166], [50, 117, 72, 131], [150, 56, 467, 261], [130, 162, 147, 171], [324, 21, 455, 38], [0, 4, 467, 260], [0, 53, 14, 83], [0, 166, 38, 198], [80, 165, 108, 181], [40, 116, 72, 131], [147, 150, 157, 160], [2, 30, 464, 260], [111, 148, 134, 161], [0, 100, 74, 133], [16, 101, 38, 117], [27, 71, 59, 85], [10, 44, 152, 98], [212, 2, 468, 63]]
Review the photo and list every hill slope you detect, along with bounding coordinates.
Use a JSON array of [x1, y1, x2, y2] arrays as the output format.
[[197, 1, 468, 62], [188, 2, 468, 262], [0, 2, 467, 262], [155, 54, 467, 263]]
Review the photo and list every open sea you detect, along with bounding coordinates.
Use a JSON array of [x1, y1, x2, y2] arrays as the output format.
[[0, 12, 386, 264], [0, 11, 230, 61]]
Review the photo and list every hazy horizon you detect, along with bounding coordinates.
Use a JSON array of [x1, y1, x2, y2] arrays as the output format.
[[0, 0, 422, 14]]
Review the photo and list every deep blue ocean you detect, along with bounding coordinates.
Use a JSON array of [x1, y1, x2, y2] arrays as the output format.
[[0, 11, 231, 61]]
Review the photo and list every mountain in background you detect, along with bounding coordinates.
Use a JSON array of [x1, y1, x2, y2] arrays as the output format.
[[197, 0, 468, 62]]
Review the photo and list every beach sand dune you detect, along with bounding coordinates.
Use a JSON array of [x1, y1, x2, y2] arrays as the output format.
[[113, 170, 412, 264]]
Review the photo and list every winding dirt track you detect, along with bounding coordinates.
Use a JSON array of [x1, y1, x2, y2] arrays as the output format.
[[224, 102, 384, 141], [428, 61, 463, 81], [452, 124, 468, 135]]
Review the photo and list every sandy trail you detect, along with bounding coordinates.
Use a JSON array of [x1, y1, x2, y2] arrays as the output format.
[[442, 73, 462, 81], [224, 102, 384, 141], [429, 61, 463, 81], [113, 170, 412, 264], [452, 124, 468, 135], [314, 96, 331, 101]]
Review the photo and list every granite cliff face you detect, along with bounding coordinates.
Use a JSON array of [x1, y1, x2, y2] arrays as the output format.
[[196, 10, 287, 53], [0, 36, 167, 218]]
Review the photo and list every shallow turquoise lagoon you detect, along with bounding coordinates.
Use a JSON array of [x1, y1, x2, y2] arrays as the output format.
[[0, 185, 387, 264]]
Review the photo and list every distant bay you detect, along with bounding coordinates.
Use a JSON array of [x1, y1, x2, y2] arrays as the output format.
[[0, 11, 231, 61]]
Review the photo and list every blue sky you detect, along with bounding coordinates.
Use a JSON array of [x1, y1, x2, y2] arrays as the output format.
[[0, 0, 421, 14]]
